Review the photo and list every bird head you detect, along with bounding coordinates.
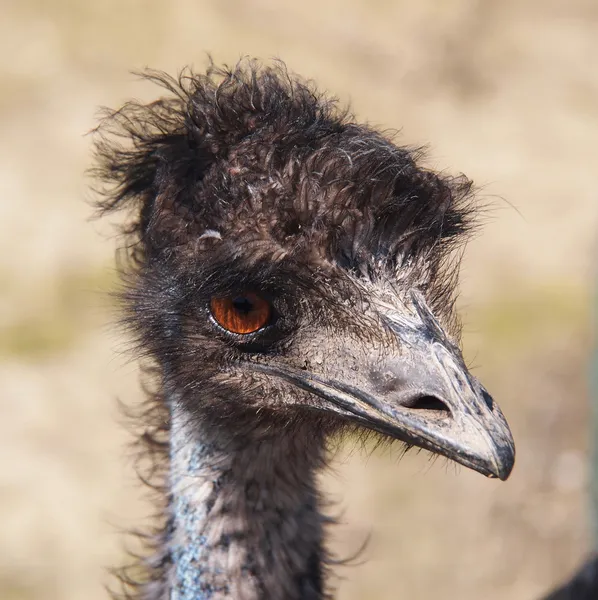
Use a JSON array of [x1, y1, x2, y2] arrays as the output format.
[[94, 60, 515, 480]]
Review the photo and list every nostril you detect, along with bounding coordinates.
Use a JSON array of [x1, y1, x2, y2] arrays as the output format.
[[481, 389, 494, 411], [410, 395, 451, 413]]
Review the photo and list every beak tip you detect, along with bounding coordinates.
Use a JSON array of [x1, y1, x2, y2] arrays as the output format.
[[489, 444, 516, 481]]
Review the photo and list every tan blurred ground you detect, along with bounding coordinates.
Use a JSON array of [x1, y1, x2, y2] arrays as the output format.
[[1, 1, 597, 599]]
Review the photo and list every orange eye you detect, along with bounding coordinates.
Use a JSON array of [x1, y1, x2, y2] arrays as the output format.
[[210, 292, 271, 334]]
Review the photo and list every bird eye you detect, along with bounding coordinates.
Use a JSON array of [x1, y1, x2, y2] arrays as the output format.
[[210, 292, 271, 335]]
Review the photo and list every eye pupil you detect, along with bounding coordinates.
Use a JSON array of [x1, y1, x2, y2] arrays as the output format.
[[210, 292, 271, 335], [232, 297, 254, 315]]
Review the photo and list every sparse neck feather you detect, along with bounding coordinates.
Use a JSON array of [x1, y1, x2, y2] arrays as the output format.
[[167, 394, 327, 600]]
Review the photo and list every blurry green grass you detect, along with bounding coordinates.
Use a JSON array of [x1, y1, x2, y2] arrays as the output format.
[[0, 580, 35, 600], [463, 284, 590, 358], [0, 267, 118, 359]]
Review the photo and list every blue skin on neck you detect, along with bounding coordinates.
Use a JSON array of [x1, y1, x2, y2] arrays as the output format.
[[170, 437, 222, 600], [167, 402, 324, 600]]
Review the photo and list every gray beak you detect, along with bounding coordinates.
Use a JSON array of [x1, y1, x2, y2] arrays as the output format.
[[255, 290, 515, 480]]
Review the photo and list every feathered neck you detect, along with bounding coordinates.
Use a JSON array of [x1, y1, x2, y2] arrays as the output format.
[[167, 394, 328, 600]]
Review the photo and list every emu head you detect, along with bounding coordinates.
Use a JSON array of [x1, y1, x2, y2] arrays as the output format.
[[95, 62, 515, 480]]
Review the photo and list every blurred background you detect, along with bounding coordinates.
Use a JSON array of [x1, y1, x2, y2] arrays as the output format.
[[1, 1, 597, 599]]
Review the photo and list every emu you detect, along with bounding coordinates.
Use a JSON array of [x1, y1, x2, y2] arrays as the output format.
[[542, 556, 598, 599], [94, 60, 516, 600]]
